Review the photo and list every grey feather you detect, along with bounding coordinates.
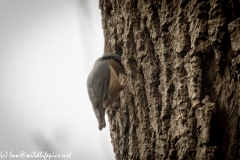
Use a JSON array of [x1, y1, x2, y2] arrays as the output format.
[[87, 60, 110, 130]]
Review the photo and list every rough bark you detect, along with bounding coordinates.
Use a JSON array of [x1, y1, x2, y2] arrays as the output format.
[[99, 0, 240, 159]]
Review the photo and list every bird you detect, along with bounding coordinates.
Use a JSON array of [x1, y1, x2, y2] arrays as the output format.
[[87, 53, 126, 130]]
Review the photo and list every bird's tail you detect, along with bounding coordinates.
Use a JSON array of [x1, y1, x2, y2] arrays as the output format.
[[92, 102, 106, 130], [98, 107, 106, 130], [99, 119, 106, 130]]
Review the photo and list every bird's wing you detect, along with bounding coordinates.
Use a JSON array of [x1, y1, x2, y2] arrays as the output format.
[[87, 61, 110, 130]]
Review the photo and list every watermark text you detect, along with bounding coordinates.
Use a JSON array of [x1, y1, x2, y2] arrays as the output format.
[[0, 151, 71, 160]]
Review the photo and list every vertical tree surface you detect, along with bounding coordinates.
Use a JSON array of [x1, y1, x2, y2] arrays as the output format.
[[99, 0, 240, 159]]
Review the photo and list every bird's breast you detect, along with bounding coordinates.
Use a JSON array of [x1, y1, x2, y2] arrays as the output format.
[[104, 65, 122, 107]]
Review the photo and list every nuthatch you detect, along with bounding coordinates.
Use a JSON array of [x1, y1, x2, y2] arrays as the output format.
[[87, 53, 126, 130]]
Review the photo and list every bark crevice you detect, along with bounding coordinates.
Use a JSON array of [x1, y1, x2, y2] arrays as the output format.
[[99, 0, 240, 159]]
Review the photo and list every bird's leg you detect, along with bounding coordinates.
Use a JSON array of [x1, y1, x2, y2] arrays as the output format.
[[106, 102, 123, 114], [120, 75, 128, 91], [107, 107, 123, 114]]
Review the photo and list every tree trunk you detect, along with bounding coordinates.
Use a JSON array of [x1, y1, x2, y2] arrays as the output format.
[[99, 0, 240, 159]]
